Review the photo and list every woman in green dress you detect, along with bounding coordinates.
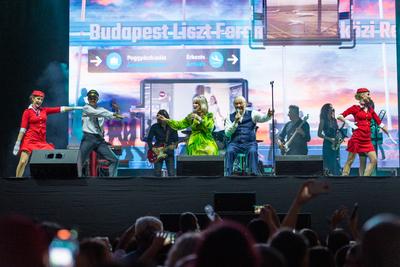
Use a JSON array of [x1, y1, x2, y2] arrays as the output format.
[[157, 96, 219, 155]]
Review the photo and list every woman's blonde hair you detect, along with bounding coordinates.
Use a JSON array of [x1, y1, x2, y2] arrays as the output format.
[[355, 92, 368, 101], [193, 95, 208, 115]]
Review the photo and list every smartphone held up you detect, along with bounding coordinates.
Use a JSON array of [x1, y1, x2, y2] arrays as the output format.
[[49, 229, 78, 267]]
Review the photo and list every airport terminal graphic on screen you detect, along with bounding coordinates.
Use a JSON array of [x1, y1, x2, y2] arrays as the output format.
[[69, 0, 399, 170]]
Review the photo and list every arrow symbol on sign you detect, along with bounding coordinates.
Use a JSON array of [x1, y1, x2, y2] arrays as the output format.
[[227, 54, 238, 65], [90, 56, 102, 67]]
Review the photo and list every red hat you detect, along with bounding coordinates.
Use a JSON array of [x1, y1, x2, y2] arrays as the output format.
[[31, 90, 45, 97], [356, 88, 369, 94]]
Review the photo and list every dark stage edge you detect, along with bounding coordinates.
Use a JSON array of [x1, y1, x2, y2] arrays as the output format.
[[1, 176, 400, 239]]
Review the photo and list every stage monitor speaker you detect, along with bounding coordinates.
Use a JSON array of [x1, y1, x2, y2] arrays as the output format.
[[30, 149, 80, 178], [275, 155, 323, 176], [214, 192, 256, 212], [177, 155, 224, 176]]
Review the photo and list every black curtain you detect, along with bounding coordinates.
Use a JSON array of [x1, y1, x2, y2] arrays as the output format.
[[0, 0, 69, 177]]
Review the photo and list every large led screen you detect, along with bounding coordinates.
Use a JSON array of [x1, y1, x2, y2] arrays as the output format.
[[69, 0, 398, 171]]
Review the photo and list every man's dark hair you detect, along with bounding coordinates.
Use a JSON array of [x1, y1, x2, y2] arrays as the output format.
[[270, 229, 308, 267], [299, 228, 320, 247], [157, 109, 170, 119], [326, 228, 350, 255], [308, 246, 334, 267], [247, 218, 270, 244], [362, 214, 400, 267], [289, 105, 299, 116], [179, 212, 199, 233]]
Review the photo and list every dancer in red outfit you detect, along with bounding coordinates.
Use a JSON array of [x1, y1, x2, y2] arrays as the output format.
[[337, 88, 389, 176], [13, 90, 82, 177]]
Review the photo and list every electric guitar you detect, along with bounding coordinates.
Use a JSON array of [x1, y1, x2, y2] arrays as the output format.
[[147, 144, 177, 163], [279, 114, 309, 155]]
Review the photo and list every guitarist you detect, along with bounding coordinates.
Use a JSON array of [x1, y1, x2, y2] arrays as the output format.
[[146, 109, 178, 177], [278, 105, 310, 155]]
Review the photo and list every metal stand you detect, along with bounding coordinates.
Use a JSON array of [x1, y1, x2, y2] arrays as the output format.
[[270, 81, 276, 175]]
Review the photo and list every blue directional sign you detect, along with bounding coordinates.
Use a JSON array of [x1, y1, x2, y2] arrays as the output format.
[[88, 48, 240, 72]]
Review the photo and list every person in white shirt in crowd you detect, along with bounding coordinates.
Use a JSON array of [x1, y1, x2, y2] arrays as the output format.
[[224, 96, 273, 176], [79, 89, 124, 177]]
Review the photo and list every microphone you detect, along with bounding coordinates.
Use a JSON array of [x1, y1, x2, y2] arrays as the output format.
[[270, 81, 274, 86]]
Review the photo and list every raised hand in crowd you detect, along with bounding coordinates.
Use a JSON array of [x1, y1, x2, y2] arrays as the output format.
[[259, 204, 280, 237], [138, 231, 168, 265], [282, 179, 330, 229], [329, 206, 348, 230], [348, 203, 360, 241]]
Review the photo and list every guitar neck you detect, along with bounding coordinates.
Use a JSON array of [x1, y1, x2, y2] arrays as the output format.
[[286, 118, 308, 146]]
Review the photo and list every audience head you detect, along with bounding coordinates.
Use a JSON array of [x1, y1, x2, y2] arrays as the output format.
[[334, 244, 350, 267], [308, 246, 334, 267], [0, 215, 48, 267], [247, 218, 270, 244], [255, 244, 287, 267], [299, 228, 320, 248], [165, 232, 202, 267], [361, 213, 400, 267], [179, 212, 200, 233], [76, 238, 112, 267], [270, 229, 308, 267], [345, 243, 361, 267], [195, 221, 259, 267], [134, 216, 163, 250], [326, 228, 350, 255]]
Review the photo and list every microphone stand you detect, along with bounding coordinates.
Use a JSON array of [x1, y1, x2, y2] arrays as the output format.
[[270, 81, 276, 175]]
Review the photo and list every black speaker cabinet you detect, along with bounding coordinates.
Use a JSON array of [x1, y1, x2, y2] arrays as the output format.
[[30, 149, 80, 178], [177, 155, 224, 176], [214, 192, 256, 212], [275, 155, 323, 176]]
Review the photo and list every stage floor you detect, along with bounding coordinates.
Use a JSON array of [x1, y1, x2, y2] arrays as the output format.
[[1, 176, 400, 239]]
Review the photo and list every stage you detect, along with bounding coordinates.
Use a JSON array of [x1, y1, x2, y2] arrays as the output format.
[[1, 176, 400, 239]]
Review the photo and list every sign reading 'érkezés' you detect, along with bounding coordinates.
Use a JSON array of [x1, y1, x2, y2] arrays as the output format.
[[88, 48, 240, 73]]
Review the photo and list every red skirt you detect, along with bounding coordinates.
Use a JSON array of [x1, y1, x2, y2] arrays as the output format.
[[346, 128, 374, 153], [20, 137, 54, 154]]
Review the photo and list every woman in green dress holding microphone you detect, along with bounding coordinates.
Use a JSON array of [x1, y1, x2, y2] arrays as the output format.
[[157, 95, 219, 155]]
